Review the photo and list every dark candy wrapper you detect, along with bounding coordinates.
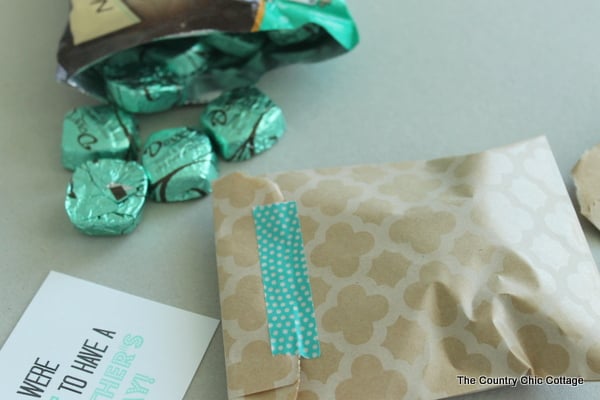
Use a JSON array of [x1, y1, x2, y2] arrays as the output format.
[[201, 86, 285, 161], [56, 1, 358, 113], [61, 105, 139, 170], [65, 159, 148, 235], [141, 127, 219, 202]]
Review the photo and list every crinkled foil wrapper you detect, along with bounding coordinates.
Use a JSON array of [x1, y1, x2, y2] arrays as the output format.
[[65, 159, 148, 235]]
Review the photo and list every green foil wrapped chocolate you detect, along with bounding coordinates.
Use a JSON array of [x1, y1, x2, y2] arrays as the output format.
[[200, 86, 286, 161], [65, 159, 148, 235], [141, 127, 218, 202], [202, 32, 266, 58], [100, 47, 143, 70], [105, 65, 183, 114], [143, 40, 211, 77], [267, 23, 324, 47], [61, 105, 139, 170]]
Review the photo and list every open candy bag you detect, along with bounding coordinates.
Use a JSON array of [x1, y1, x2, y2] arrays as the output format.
[[212, 136, 600, 400], [57, 0, 359, 110]]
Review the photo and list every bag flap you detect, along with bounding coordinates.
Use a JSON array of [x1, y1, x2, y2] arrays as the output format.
[[213, 172, 300, 399]]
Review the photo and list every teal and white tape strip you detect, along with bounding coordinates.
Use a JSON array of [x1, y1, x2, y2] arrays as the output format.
[[253, 201, 320, 359]]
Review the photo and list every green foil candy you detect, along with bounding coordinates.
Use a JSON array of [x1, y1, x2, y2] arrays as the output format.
[[105, 65, 183, 114], [61, 105, 139, 170], [143, 40, 211, 77], [200, 86, 286, 161], [65, 159, 148, 235], [141, 127, 219, 202], [267, 24, 324, 47], [202, 32, 266, 58], [100, 47, 143, 70]]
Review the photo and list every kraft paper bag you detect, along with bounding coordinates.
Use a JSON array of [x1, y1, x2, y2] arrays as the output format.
[[212, 136, 600, 400]]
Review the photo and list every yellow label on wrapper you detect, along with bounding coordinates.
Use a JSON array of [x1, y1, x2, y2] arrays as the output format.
[[70, 0, 141, 45]]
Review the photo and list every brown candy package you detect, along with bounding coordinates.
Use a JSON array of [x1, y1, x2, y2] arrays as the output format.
[[56, 0, 359, 108], [212, 137, 600, 400]]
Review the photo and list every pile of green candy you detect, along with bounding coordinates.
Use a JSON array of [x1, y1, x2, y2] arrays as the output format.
[[95, 26, 329, 114], [63, 86, 285, 236], [58, 2, 359, 236]]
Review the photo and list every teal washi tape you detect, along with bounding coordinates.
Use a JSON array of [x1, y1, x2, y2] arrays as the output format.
[[253, 201, 321, 359]]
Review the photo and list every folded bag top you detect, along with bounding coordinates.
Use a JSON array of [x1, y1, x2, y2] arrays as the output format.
[[212, 136, 600, 400]]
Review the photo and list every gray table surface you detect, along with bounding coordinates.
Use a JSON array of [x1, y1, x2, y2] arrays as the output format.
[[1, 1, 599, 399]]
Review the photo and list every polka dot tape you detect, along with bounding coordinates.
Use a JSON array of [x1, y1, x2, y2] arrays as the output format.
[[253, 201, 321, 359]]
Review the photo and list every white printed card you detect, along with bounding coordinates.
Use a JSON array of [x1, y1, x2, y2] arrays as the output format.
[[0, 271, 219, 400]]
